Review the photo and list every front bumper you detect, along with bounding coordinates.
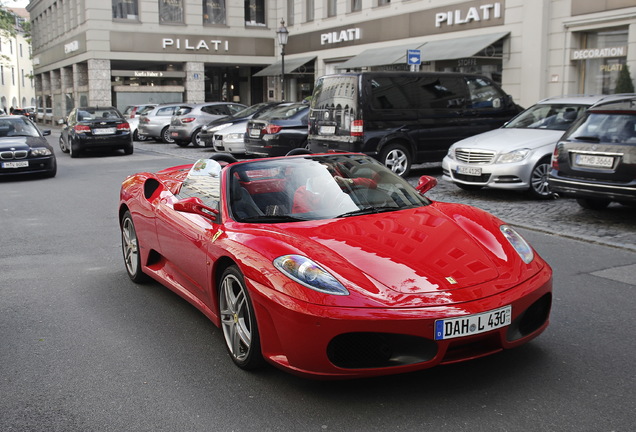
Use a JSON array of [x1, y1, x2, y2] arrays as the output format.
[[0, 155, 56, 176], [76, 133, 131, 149], [442, 157, 534, 191], [248, 265, 552, 379], [213, 135, 246, 154]]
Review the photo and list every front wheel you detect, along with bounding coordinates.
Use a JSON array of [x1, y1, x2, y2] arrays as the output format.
[[59, 135, 69, 153], [121, 211, 149, 283], [528, 159, 554, 199], [161, 127, 175, 144], [219, 266, 263, 370], [380, 144, 411, 177]]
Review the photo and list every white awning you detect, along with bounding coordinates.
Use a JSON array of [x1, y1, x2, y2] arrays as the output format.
[[339, 43, 426, 69], [253, 56, 316, 77]]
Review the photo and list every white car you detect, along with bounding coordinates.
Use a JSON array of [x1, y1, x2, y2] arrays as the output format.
[[442, 95, 611, 199], [212, 120, 249, 154]]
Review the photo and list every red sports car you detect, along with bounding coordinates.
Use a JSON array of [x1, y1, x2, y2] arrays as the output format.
[[119, 152, 552, 379]]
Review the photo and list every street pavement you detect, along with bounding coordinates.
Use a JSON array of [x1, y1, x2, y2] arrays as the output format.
[[124, 139, 636, 252]]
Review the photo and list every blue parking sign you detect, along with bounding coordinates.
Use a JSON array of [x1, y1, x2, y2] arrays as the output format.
[[407, 49, 421, 66]]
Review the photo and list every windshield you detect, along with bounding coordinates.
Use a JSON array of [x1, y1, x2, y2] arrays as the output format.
[[0, 117, 41, 137], [229, 154, 430, 222], [505, 103, 588, 131]]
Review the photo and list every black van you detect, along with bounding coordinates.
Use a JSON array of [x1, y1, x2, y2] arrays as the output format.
[[308, 72, 522, 176]]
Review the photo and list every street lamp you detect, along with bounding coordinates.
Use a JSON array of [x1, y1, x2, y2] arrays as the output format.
[[276, 18, 289, 101]]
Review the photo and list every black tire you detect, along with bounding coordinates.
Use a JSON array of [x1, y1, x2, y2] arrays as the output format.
[[576, 198, 611, 210], [69, 139, 81, 158], [133, 129, 148, 142], [380, 143, 411, 177], [528, 158, 554, 199], [59, 135, 69, 153], [175, 140, 190, 147], [123, 141, 134, 155], [219, 266, 264, 370], [120, 211, 149, 283], [191, 129, 202, 147], [161, 127, 175, 144]]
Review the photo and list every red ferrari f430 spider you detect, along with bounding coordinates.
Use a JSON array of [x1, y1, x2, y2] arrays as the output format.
[[119, 152, 552, 379]]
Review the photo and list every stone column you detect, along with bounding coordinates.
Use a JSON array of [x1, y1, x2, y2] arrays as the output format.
[[87, 59, 112, 107], [185, 62, 205, 103]]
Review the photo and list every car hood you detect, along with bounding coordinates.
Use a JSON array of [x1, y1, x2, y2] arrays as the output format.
[[453, 128, 565, 151], [235, 203, 543, 307], [0, 136, 46, 150]]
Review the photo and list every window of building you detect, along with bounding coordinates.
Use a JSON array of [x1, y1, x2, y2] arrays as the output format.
[[203, 0, 226, 25], [1, 66, 4, 85], [160, 0, 184, 23], [327, 0, 337, 17], [112, 0, 139, 20], [287, 0, 294, 25], [578, 28, 628, 94], [377, 0, 390, 6], [245, 0, 265, 26], [306, 0, 314, 22], [351, 0, 361, 12]]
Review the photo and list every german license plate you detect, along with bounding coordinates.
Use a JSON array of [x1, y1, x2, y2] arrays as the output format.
[[575, 154, 614, 168], [171, 132, 179, 137], [93, 128, 116, 135], [249, 129, 261, 138], [319, 125, 336, 135], [434, 305, 511, 340], [2, 161, 29, 168], [457, 165, 482, 176]]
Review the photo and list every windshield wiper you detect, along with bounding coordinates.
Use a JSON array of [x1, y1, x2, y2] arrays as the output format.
[[240, 214, 308, 223], [336, 206, 398, 218], [574, 135, 601, 142]]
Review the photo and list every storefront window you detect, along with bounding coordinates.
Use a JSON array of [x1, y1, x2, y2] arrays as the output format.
[[160, 0, 184, 24], [112, 0, 138, 20], [578, 29, 628, 94], [204, 0, 226, 25], [245, 0, 265, 26]]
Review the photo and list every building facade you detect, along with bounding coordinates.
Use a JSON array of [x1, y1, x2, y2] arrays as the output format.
[[0, 8, 36, 114], [27, 0, 636, 123]]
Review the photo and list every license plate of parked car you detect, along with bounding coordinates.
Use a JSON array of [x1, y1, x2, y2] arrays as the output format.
[[2, 161, 29, 168], [575, 154, 614, 168], [434, 305, 512, 340], [319, 125, 336, 135], [457, 165, 482, 176], [93, 128, 116, 135], [249, 129, 261, 138]]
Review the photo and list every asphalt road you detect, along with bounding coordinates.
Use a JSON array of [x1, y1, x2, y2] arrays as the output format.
[[1, 136, 634, 431]]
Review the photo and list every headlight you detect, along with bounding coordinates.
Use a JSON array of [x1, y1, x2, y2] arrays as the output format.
[[496, 149, 530, 164], [500, 225, 534, 264], [273, 254, 349, 295], [447, 146, 456, 160], [31, 147, 52, 156]]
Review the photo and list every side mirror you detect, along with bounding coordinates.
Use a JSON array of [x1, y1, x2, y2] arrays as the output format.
[[174, 196, 219, 222], [57, 118, 66, 125], [415, 175, 437, 194], [41, 129, 51, 136]]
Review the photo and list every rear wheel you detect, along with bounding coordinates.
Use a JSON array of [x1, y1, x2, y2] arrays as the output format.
[[175, 140, 190, 147], [576, 198, 611, 210], [528, 158, 553, 199], [59, 135, 69, 153], [219, 266, 263, 370], [191, 129, 202, 147], [123, 141, 134, 155], [69, 139, 81, 158], [380, 143, 411, 177], [161, 126, 175, 144]]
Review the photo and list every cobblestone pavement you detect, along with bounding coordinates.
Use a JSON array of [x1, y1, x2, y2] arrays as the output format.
[[132, 140, 636, 252]]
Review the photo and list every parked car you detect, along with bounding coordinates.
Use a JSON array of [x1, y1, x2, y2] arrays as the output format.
[[0, 115, 56, 177], [245, 103, 309, 156], [137, 102, 188, 143], [167, 102, 246, 147], [442, 95, 610, 199], [123, 103, 157, 119], [119, 152, 552, 378], [549, 95, 636, 209], [12, 107, 35, 119], [59, 107, 133, 158], [201, 101, 284, 148], [211, 121, 250, 154], [308, 72, 522, 176]]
